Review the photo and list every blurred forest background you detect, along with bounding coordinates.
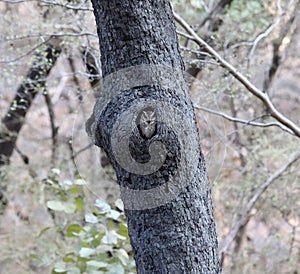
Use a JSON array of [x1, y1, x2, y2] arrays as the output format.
[[0, 0, 299, 273]]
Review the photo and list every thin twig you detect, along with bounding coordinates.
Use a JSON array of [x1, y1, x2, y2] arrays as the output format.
[[0, 37, 53, 63], [194, 105, 295, 136], [3, 0, 93, 11], [1, 31, 97, 43], [263, 0, 299, 91], [228, 1, 295, 52], [73, 143, 93, 158], [248, 0, 294, 61], [220, 152, 300, 257], [14, 145, 29, 164], [173, 12, 300, 137]]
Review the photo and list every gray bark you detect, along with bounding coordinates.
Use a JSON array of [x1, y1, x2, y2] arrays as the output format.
[[0, 44, 61, 217], [0, 44, 61, 166], [90, 0, 221, 273]]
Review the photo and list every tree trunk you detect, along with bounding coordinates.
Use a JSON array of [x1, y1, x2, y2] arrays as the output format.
[[89, 1, 221, 273], [0, 44, 61, 166]]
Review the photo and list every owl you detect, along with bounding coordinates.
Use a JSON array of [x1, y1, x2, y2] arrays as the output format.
[[136, 107, 157, 139]]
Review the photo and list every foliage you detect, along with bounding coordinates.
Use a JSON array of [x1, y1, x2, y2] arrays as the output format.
[[0, 0, 299, 273], [32, 169, 135, 274]]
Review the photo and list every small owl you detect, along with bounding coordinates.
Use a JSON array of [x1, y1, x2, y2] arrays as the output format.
[[136, 107, 157, 139]]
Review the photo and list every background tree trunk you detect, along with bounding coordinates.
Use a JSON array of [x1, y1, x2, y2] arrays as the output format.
[[0, 44, 61, 217], [0, 44, 61, 166], [90, 0, 221, 273]]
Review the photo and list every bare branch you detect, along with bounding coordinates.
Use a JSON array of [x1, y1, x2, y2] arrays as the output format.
[[0, 44, 61, 166], [2, 0, 93, 11], [194, 105, 295, 136], [173, 12, 300, 137], [15, 145, 29, 165], [277, 0, 283, 13], [263, 0, 299, 91], [228, 1, 297, 52], [73, 143, 93, 158], [176, 30, 195, 40], [198, 0, 234, 31], [248, 0, 295, 61], [220, 152, 300, 257], [179, 45, 212, 58], [2, 31, 97, 43], [0, 37, 53, 63]]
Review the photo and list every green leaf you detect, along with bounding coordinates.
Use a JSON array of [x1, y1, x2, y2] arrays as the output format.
[[85, 213, 99, 224], [116, 249, 129, 266], [106, 263, 125, 274], [63, 180, 73, 186], [240, 9, 250, 18], [47, 200, 76, 214], [79, 247, 96, 258], [68, 187, 81, 194], [74, 179, 86, 185], [106, 209, 121, 221], [102, 231, 118, 244], [66, 267, 81, 274], [47, 200, 65, 211], [51, 168, 61, 175], [66, 224, 83, 237], [63, 257, 75, 263], [114, 199, 124, 211], [95, 198, 111, 213], [86, 260, 108, 269], [75, 197, 84, 211], [63, 201, 77, 214], [37, 226, 52, 238], [52, 262, 67, 273], [29, 254, 39, 260], [247, 1, 261, 12], [117, 223, 128, 237]]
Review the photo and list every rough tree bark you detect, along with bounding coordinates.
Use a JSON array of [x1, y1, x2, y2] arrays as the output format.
[[89, 1, 221, 273], [0, 44, 61, 217], [0, 44, 61, 166]]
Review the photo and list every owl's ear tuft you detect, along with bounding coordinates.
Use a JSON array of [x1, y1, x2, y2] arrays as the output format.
[[135, 107, 155, 125]]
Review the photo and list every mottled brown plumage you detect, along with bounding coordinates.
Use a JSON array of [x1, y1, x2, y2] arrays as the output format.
[[136, 107, 157, 139]]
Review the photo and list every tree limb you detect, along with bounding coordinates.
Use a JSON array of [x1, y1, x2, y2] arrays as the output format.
[[248, 0, 295, 61], [44, 91, 59, 167], [263, 0, 299, 91], [194, 105, 295, 135], [0, 43, 61, 165], [173, 12, 300, 138], [198, 0, 234, 32], [2, 0, 93, 11], [220, 152, 300, 259]]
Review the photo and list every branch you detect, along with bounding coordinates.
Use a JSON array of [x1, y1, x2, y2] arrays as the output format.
[[73, 143, 93, 158], [198, 0, 234, 32], [248, 0, 295, 60], [2, 0, 93, 11], [228, 1, 296, 51], [44, 91, 59, 167], [15, 145, 29, 165], [0, 37, 53, 64], [2, 32, 97, 43], [220, 152, 300, 257], [194, 105, 295, 136], [263, 0, 299, 91], [0, 44, 61, 166], [173, 12, 300, 138]]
